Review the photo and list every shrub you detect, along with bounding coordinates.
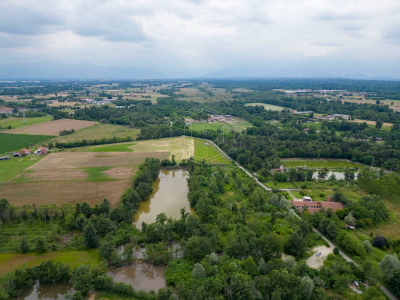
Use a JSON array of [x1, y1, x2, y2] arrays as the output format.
[[373, 236, 388, 249]]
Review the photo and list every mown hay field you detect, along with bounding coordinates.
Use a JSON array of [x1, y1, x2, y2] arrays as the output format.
[[50, 124, 140, 144], [245, 102, 286, 111], [194, 138, 231, 164], [282, 158, 366, 169], [7, 119, 97, 135]]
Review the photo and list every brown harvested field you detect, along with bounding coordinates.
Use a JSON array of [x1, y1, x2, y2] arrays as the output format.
[[7, 119, 98, 135], [104, 167, 133, 179], [28, 151, 169, 170], [0, 180, 130, 207], [21, 169, 88, 181], [349, 119, 393, 127]]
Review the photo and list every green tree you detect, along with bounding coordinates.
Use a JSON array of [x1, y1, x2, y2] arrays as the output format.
[[301, 276, 315, 299], [20, 237, 30, 253], [379, 254, 400, 280], [192, 263, 206, 279], [72, 265, 93, 296], [83, 222, 98, 248], [35, 237, 47, 253], [99, 239, 115, 260]]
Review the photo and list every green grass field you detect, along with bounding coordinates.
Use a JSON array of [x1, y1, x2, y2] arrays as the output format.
[[264, 181, 298, 189], [84, 167, 115, 181], [0, 116, 53, 130], [0, 250, 100, 276], [0, 156, 42, 183], [282, 159, 365, 169], [49, 124, 140, 144], [89, 143, 135, 152], [191, 122, 232, 132], [0, 132, 54, 154], [245, 103, 286, 111], [194, 138, 231, 164]]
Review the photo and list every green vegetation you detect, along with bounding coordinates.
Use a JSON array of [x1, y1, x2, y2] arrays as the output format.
[[0, 156, 41, 183], [193, 138, 230, 164], [0, 116, 53, 130], [50, 124, 140, 144], [0, 132, 53, 154], [84, 167, 115, 181], [283, 159, 365, 169], [89, 143, 134, 152], [245, 102, 286, 111]]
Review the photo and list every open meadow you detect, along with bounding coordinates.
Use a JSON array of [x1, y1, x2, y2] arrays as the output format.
[[0, 132, 54, 154], [245, 102, 286, 111], [281, 158, 366, 169], [342, 98, 400, 112], [194, 138, 231, 164], [0, 116, 53, 130], [349, 118, 393, 127], [7, 119, 97, 136], [49, 124, 140, 144]]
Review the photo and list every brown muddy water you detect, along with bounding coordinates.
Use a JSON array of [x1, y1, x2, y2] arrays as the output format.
[[16, 281, 73, 300], [107, 261, 166, 292], [134, 169, 192, 230]]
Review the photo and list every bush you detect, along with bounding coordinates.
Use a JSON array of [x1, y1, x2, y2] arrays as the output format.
[[113, 282, 135, 296], [373, 236, 388, 249], [333, 247, 339, 255]]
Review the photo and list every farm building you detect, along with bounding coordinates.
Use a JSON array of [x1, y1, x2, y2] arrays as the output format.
[[19, 148, 31, 156], [0, 106, 13, 115], [291, 201, 344, 214], [35, 146, 48, 155]]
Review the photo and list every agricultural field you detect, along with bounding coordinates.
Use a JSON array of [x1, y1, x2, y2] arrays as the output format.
[[245, 102, 286, 111], [49, 101, 82, 107], [341, 97, 400, 112], [349, 118, 393, 127], [0, 250, 100, 276], [49, 124, 140, 144], [193, 138, 231, 164], [7, 119, 98, 136], [0, 132, 54, 154], [0, 116, 53, 130], [0, 155, 43, 183], [282, 158, 366, 169], [191, 122, 233, 132]]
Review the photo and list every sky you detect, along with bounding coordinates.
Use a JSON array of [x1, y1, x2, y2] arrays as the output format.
[[1, 0, 400, 78]]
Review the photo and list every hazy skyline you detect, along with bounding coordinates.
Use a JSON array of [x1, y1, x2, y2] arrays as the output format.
[[1, 0, 400, 79]]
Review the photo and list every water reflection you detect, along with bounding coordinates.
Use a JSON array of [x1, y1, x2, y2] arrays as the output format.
[[107, 261, 166, 292], [16, 281, 73, 300], [134, 169, 191, 229]]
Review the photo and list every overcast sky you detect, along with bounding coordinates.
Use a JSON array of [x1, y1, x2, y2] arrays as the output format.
[[1, 0, 400, 78]]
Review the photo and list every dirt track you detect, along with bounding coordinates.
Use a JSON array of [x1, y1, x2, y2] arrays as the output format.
[[7, 119, 97, 135]]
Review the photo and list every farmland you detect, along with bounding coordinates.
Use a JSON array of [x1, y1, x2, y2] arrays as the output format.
[[349, 118, 393, 127], [190, 117, 252, 133], [7, 119, 97, 136], [0, 116, 53, 130], [50, 124, 140, 144], [194, 138, 231, 164], [0, 132, 53, 154], [281, 158, 366, 169], [0, 156, 42, 183], [245, 102, 286, 111]]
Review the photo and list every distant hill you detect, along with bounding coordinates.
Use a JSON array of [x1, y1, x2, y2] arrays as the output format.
[[0, 62, 165, 80]]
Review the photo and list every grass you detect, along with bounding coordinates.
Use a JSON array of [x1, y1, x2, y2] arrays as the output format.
[[245, 103, 286, 111], [0, 156, 42, 183], [264, 181, 298, 189], [89, 143, 135, 152], [371, 200, 400, 239], [83, 167, 115, 181], [282, 159, 365, 169], [194, 138, 231, 164], [0, 116, 53, 130], [191, 122, 233, 132], [0, 132, 54, 154], [0, 250, 100, 276], [49, 124, 140, 144]]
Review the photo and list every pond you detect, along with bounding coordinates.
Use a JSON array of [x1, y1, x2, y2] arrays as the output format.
[[16, 281, 73, 300], [107, 261, 166, 292], [312, 171, 359, 180], [134, 169, 192, 230]]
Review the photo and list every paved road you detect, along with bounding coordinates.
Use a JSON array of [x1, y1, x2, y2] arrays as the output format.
[[210, 139, 398, 299]]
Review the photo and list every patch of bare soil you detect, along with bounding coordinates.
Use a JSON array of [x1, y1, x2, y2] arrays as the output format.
[[306, 245, 333, 269], [104, 167, 133, 179]]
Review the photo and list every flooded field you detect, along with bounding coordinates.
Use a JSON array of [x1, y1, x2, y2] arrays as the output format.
[[134, 169, 191, 229], [107, 261, 166, 292], [16, 281, 73, 300]]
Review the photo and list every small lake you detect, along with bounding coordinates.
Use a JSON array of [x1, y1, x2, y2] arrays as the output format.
[[134, 169, 192, 229], [107, 261, 166, 292], [16, 281, 73, 300], [312, 171, 359, 180]]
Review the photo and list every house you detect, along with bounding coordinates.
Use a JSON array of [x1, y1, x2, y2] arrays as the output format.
[[344, 224, 356, 230], [19, 148, 31, 156], [332, 114, 350, 120], [291, 201, 344, 214], [304, 128, 311, 132], [0, 106, 13, 115], [35, 146, 48, 155]]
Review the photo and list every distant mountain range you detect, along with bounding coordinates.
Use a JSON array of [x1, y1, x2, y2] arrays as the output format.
[[0, 62, 398, 81]]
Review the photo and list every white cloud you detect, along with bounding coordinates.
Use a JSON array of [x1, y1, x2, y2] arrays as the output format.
[[0, 0, 399, 77]]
